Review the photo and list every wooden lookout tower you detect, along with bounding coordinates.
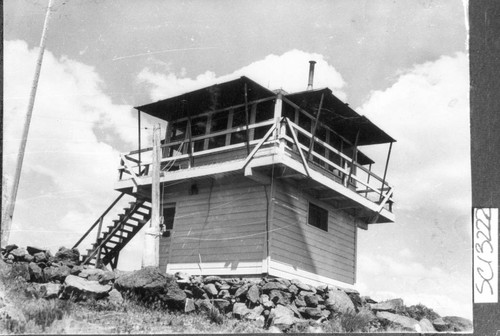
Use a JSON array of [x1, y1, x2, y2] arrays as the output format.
[[75, 62, 395, 287]]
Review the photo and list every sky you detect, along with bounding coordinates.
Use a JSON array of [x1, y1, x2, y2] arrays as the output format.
[[3, 0, 471, 319]]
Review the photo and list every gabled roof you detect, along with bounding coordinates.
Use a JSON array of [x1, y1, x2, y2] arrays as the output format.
[[284, 88, 395, 146], [136, 76, 276, 121]]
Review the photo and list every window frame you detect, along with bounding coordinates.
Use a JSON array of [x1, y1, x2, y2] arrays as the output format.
[[307, 202, 329, 232]]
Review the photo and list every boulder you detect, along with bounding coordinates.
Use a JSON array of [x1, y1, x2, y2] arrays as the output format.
[[290, 279, 311, 292], [28, 262, 45, 283], [302, 307, 323, 319], [294, 296, 306, 307], [3, 244, 18, 255], [270, 304, 294, 327], [43, 265, 71, 283], [234, 283, 249, 298], [107, 288, 124, 305], [79, 268, 104, 280], [376, 311, 419, 331], [40, 283, 62, 299], [161, 286, 187, 305], [10, 248, 27, 261], [184, 298, 196, 313], [54, 247, 80, 263], [196, 299, 214, 314], [418, 318, 436, 332], [269, 289, 292, 305], [245, 305, 265, 320], [174, 271, 191, 284], [442, 316, 472, 332], [62, 274, 111, 300], [325, 289, 355, 314], [114, 266, 167, 297], [161, 274, 186, 306], [23, 254, 34, 263], [212, 299, 231, 313], [347, 292, 363, 309], [203, 283, 218, 297], [70, 265, 85, 275], [203, 275, 223, 284], [99, 271, 115, 284], [246, 284, 260, 304], [432, 317, 449, 331], [261, 294, 274, 308], [233, 302, 250, 318], [26, 246, 46, 255], [274, 278, 291, 287], [361, 295, 377, 304], [304, 294, 319, 307], [369, 298, 403, 312], [287, 284, 299, 295], [218, 289, 231, 300], [262, 282, 288, 293]]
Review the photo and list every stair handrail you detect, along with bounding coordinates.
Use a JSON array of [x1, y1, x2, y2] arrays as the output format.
[[73, 193, 125, 249], [81, 200, 147, 265]]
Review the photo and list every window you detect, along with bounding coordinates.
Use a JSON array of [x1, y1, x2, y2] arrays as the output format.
[[161, 205, 176, 237], [308, 202, 328, 231]]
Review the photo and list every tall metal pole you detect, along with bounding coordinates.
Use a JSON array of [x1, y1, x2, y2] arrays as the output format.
[[1, 0, 53, 247]]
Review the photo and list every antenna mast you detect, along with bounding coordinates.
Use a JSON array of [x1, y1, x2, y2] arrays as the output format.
[[1, 0, 54, 247]]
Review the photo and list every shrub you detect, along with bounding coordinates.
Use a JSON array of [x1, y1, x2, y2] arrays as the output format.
[[22, 299, 72, 331], [397, 303, 440, 321]]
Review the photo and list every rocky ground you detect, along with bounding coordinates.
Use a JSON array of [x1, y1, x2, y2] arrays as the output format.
[[0, 244, 473, 333]]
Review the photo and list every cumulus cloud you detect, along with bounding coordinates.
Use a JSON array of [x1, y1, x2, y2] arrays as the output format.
[[137, 49, 347, 101], [356, 52, 471, 320], [3, 40, 140, 250], [358, 52, 470, 213]]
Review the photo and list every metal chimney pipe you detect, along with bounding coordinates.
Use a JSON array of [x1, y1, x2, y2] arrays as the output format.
[[307, 60, 316, 90]]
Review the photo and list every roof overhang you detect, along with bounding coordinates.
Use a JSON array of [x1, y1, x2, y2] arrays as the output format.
[[284, 88, 395, 146], [136, 76, 277, 121]]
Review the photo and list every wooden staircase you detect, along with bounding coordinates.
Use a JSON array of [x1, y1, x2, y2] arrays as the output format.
[[74, 194, 152, 269]]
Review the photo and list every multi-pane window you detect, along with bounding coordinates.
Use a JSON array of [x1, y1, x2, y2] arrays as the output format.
[[308, 202, 328, 231]]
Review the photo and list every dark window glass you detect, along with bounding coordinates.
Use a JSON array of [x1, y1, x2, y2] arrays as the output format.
[[255, 101, 275, 123], [162, 206, 176, 231], [308, 203, 328, 231], [171, 120, 187, 140], [210, 112, 229, 133], [190, 116, 207, 137], [231, 130, 247, 145], [298, 111, 312, 132], [283, 104, 295, 122], [208, 135, 226, 149], [232, 108, 247, 128]]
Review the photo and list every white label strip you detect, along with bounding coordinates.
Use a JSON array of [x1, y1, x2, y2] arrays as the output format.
[[473, 208, 498, 303]]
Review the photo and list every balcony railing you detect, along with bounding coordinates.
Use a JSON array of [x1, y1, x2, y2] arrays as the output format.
[[118, 117, 393, 211]]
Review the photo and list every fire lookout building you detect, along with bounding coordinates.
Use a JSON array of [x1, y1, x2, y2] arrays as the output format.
[[75, 63, 395, 288]]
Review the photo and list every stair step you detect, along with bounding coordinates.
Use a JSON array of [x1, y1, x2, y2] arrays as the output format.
[[134, 210, 150, 217]]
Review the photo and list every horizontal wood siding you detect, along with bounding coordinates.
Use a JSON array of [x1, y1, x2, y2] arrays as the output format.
[[159, 236, 170, 273], [270, 180, 357, 284], [160, 176, 267, 273]]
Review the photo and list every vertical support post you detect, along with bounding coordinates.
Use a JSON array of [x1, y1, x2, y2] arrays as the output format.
[[346, 130, 360, 188], [244, 83, 251, 155], [137, 109, 142, 174], [365, 163, 373, 197], [95, 216, 103, 268], [142, 123, 161, 268], [380, 142, 393, 202], [184, 100, 194, 168], [306, 93, 324, 161], [273, 93, 283, 140]]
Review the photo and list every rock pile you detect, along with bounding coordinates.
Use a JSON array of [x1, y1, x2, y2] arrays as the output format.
[[1, 245, 472, 332]]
